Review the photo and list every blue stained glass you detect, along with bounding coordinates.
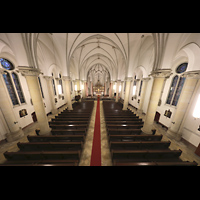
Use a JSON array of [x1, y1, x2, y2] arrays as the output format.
[[12, 72, 25, 103], [0, 58, 14, 70], [3, 72, 19, 105], [138, 80, 143, 96], [176, 63, 188, 74], [172, 77, 185, 106], [166, 75, 178, 104]]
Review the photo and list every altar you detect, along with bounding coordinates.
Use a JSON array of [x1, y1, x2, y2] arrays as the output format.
[[93, 80, 104, 96]]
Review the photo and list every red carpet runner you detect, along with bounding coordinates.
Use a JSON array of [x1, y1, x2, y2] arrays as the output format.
[[90, 96, 101, 166]]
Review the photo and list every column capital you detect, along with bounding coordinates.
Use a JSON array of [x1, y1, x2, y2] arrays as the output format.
[[62, 76, 71, 81], [181, 70, 200, 79], [150, 69, 172, 79], [125, 77, 132, 81], [17, 66, 42, 77], [142, 77, 151, 82], [0, 68, 6, 75], [43, 76, 53, 81]]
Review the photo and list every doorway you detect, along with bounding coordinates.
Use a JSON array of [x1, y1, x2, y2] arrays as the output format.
[[31, 112, 37, 122], [154, 111, 160, 123]]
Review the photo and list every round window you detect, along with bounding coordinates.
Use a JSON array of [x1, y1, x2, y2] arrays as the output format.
[[0, 58, 14, 70], [176, 63, 188, 74]]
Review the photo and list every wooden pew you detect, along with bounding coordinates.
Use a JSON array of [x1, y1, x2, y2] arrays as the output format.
[[51, 129, 86, 135], [108, 134, 163, 142], [55, 116, 90, 119], [1, 159, 79, 166], [17, 141, 83, 151], [105, 120, 143, 125], [113, 161, 198, 166], [107, 128, 141, 135], [111, 149, 182, 162], [0, 163, 79, 166], [107, 124, 143, 129], [105, 116, 139, 121], [4, 150, 81, 161], [110, 141, 171, 150], [58, 113, 91, 117], [53, 117, 90, 121], [49, 124, 88, 130], [27, 135, 85, 143], [49, 121, 89, 125]]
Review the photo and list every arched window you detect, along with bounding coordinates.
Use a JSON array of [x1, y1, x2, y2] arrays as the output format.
[[166, 63, 188, 106], [58, 74, 63, 94], [138, 80, 143, 96], [0, 58, 26, 106], [12, 72, 25, 103], [38, 76, 44, 98], [3, 72, 19, 105], [51, 73, 57, 95]]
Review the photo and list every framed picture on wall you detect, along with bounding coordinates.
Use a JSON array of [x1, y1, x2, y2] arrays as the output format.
[[19, 109, 28, 118]]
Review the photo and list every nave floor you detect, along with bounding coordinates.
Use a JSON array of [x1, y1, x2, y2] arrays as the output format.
[[0, 101, 200, 166]]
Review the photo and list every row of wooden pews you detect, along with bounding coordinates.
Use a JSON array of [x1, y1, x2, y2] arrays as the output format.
[[0, 101, 94, 166], [103, 101, 198, 166]]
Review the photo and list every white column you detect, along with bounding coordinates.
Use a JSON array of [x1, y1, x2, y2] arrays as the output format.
[[123, 77, 132, 110], [44, 76, 58, 115], [18, 66, 51, 135], [137, 77, 151, 114], [0, 69, 24, 142], [141, 69, 172, 134], [63, 76, 73, 110], [115, 80, 121, 102], [109, 82, 113, 98]]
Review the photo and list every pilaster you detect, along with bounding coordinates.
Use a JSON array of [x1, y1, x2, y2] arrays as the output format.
[[63, 76, 73, 110], [122, 77, 132, 110], [43, 76, 58, 114]]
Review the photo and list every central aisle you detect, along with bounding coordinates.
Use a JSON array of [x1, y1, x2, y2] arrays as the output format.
[[90, 97, 101, 166], [79, 100, 112, 166]]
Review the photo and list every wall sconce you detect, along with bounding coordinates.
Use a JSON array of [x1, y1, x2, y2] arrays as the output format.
[[81, 84, 84, 90], [193, 94, 200, 119], [113, 84, 116, 90]]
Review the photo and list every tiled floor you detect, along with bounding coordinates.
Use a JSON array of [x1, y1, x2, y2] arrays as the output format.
[[0, 100, 200, 166]]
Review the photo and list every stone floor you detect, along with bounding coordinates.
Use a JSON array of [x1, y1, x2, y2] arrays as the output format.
[[0, 100, 200, 166]]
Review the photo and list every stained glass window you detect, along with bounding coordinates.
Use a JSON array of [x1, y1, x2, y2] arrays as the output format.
[[0, 58, 14, 70], [59, 79, 63, 94], [52, 79, 57, 95], [38, 76, 44, 98], [3, 72, 19, 105], [12, 72, 25, 103], [166, 75, 178, 104], [172, 76, 185, 106], [138, 80, 143, 96], [166, 63, 187, 106], [176, 63, 188, 74]]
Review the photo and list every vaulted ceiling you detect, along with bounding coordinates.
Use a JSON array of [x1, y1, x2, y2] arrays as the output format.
[[19, 33, 199, 86]]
